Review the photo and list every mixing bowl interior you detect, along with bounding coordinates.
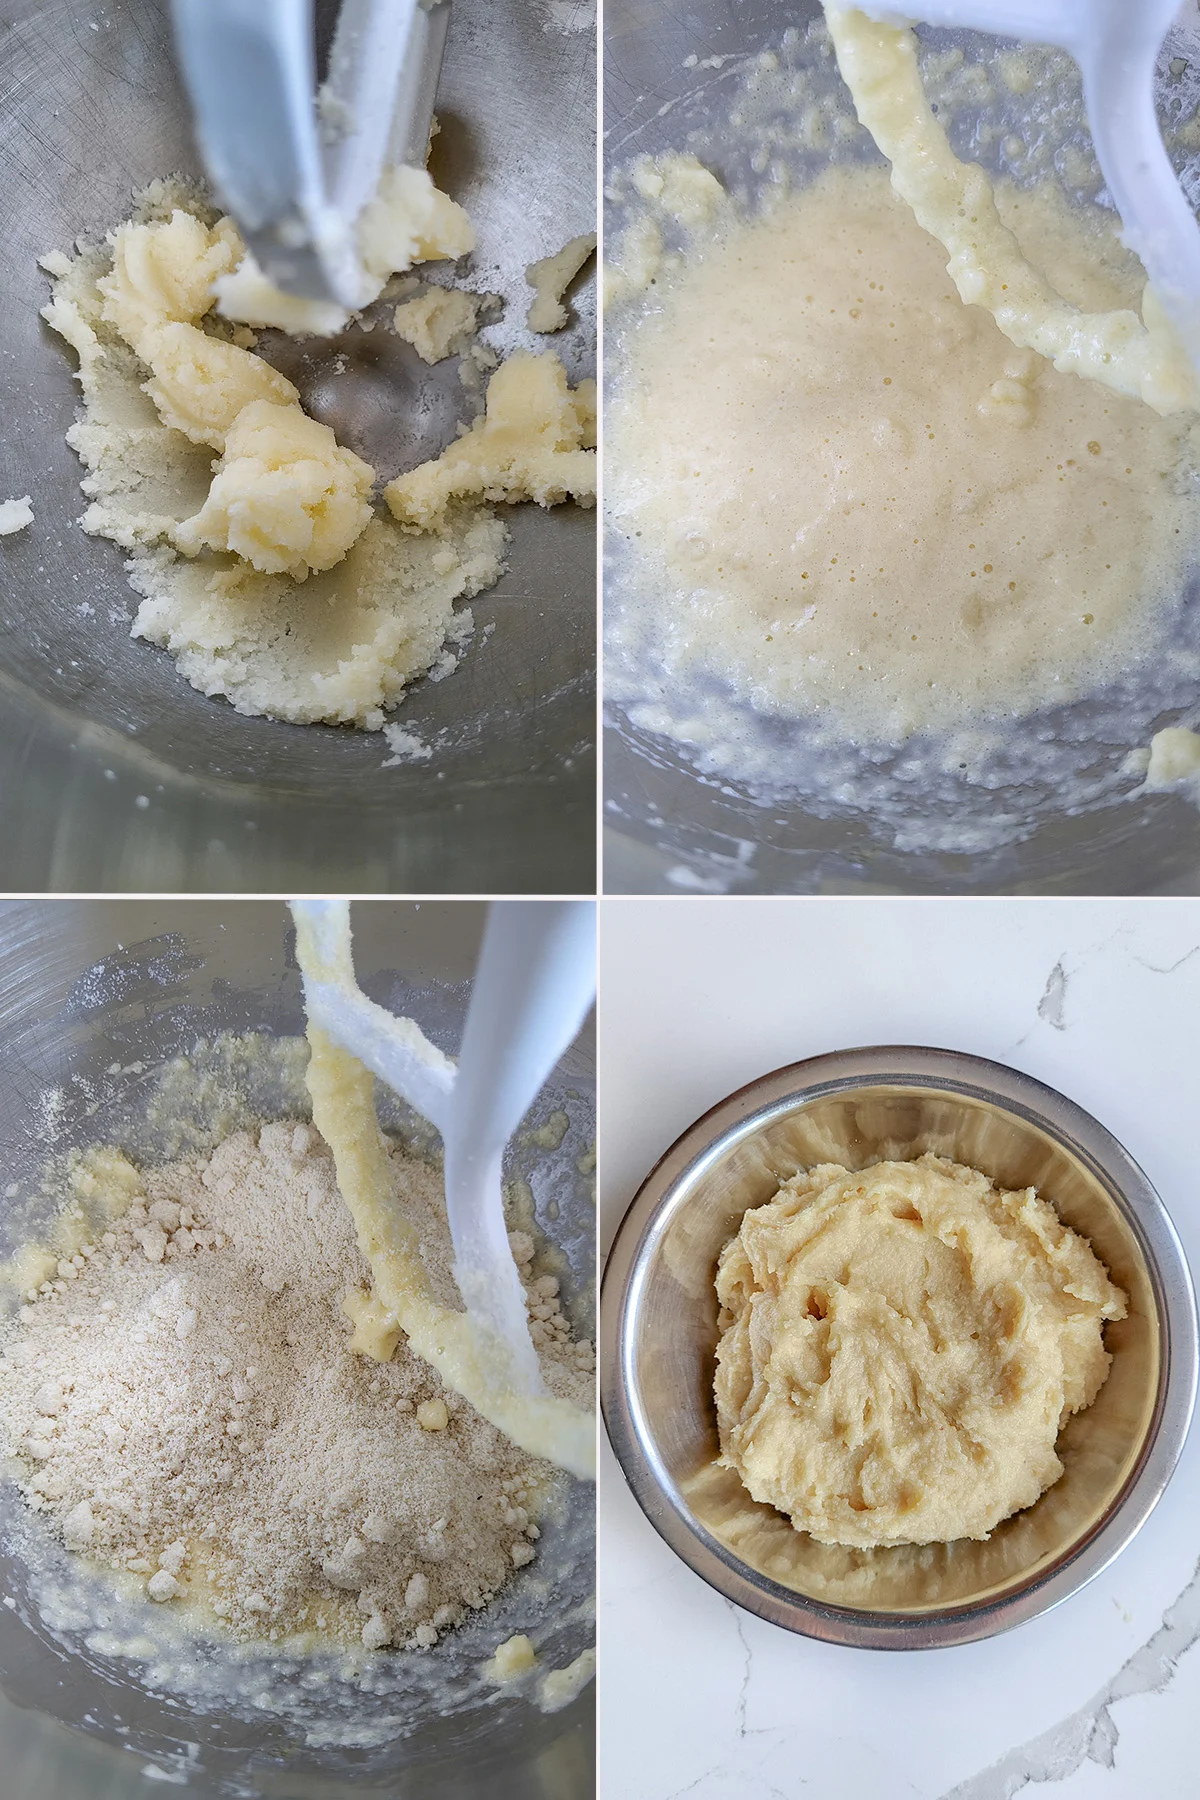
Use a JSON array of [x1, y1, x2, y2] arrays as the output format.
[[0, 901, 595, 1798], [602, 0, 1200, 896], [608, 1053, 1192, 1644], [0, 1, 596, 894]]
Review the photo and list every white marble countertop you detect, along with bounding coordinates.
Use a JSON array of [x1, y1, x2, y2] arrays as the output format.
[[598, 899, 1200, 1800]]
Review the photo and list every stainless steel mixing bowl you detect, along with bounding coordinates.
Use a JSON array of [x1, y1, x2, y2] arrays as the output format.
[[0, 1, 595, 893], [0, 900, 595, 1798], [603, 0, 1200, 895], [601, 1046, 1197, 1649]]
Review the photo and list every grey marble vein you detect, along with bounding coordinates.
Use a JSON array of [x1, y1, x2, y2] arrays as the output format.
[[728, 1600, 753, 1739], [663, 1765, 794, 1800], [1128, 944, 1200, 978], [940, 1553, 1200, 1799], [722, 1599, 788, 1750], [1037, 960, 1069, 1032]]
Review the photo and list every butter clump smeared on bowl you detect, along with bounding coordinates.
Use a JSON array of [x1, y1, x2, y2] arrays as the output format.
[[525, 232, 597, 333], [214, 165, 475, 337], [42, 164, 595, 730], [98, 210, 375, 578], [714, 1155, 1126, 1547], [173, 400, 374, 579], [385, 351, 596, 534]]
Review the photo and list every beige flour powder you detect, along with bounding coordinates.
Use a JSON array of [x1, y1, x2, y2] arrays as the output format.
[[0, 1119, 593, 1654]]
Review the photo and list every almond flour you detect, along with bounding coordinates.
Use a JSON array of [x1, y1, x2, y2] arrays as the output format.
[[0, 1120, 593, 1655]]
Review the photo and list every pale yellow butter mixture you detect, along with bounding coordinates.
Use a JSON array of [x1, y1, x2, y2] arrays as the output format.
[[607, 15, 1200, 816], [825, 6, 1199, 417], [715, 1156, 1126, 1547], [43, 167, 595, 730], [292, 903, 596, 1480], [610, 161, 1197, 740]]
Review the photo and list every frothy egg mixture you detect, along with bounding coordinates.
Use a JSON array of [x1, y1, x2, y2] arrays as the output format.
[[604, 12, 1200, 856]]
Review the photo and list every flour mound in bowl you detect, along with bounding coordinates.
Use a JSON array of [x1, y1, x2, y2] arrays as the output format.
[[714, 1154, 1126, 1547], [0, 1120, 594, 1652]]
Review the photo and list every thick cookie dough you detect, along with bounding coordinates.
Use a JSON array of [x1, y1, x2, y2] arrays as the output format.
[[714, 1155, 1126, 1547]]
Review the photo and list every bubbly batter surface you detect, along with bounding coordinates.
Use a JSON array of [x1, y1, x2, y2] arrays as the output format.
[[608, 161, 1198, 742]]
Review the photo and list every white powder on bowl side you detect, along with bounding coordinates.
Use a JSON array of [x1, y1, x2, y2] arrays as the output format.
[[0, 1119, 593, 1655]]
